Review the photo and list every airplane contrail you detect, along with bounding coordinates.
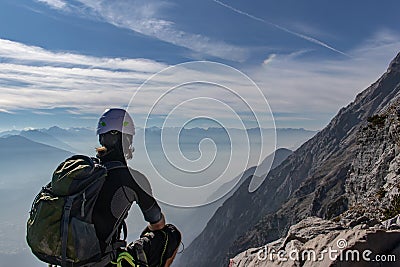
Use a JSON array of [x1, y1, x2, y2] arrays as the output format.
[[213, 0, 350, 57]]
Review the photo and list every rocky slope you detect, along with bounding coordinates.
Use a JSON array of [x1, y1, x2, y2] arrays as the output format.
[[178, 52, 400, 267], [231, 216, 400, 267]]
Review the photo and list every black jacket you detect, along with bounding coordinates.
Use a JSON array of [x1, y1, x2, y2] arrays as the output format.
[[93, 150, 162, 251]]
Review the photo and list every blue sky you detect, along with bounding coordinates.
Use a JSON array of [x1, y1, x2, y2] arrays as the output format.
[[1, 0, 400, 131]]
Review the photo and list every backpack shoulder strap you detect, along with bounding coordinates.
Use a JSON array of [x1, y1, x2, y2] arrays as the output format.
[[101, 161, 131, 255], [103, 161, 127, 171], [104, 202, 130, 243]]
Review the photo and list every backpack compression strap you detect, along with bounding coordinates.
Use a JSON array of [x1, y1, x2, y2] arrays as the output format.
[[61, 197, 74, 267]]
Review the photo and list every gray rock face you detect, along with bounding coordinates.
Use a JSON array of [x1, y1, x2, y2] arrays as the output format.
[[345, 97, 400, 220], [178, 52, 400, 267], [231, 217, 400, 267]]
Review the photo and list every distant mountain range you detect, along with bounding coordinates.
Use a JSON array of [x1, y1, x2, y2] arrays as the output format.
[[19, 129, 77, 152], [0, 126, 315, 157], [0, 125, 315, 266], [0, 126, 96, 154]]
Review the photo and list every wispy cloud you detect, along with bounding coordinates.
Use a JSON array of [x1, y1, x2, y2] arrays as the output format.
[[0, 109, 15, 114], [36, 0, 67, 10], [0, 30, 399, 130], [262, 54, 276, 65], [0, 39, 165, 72], [31, 110, 55, 115], [213, 0, 350, 57], [252, 30, 400, 128], [0, 39, 167, 114], [36, 0, 248, 61]]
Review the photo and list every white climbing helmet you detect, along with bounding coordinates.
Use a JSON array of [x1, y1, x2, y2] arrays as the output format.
[[96, 108, 135, 136]]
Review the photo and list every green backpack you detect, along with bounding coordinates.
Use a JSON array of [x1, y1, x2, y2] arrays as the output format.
[[26, 155, 128, 267]]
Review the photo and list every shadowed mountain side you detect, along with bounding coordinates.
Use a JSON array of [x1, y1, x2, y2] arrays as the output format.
[[178, 52, 400, 267], [0, 135, 72, 185], [0, 135, 73, 265], [159, 148, 293, 247], [0, 127, 98, 155], [208, 148, 293, 203], [160, 148, 292, 266]]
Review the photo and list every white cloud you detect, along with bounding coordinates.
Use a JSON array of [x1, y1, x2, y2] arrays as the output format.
[[1, 30, 399, 130], [0, 40, 272, 131], [0, 39, 168, 114], [0, 39, 166, 72], [0, 109, 15, 114], [37, 0, 67, 10], [36, 0, 248, 61], [263, 54, 276, 65]]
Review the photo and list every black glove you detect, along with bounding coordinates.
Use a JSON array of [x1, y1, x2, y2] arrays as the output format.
[[140, 226, 152, 238]]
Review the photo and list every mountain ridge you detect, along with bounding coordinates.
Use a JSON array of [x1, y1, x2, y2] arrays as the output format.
[[178, 52, 400, 267]]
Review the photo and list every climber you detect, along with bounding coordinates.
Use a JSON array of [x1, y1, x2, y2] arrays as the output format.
[[94, 108, 181, 267]]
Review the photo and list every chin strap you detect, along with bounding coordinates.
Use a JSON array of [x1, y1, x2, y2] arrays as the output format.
[[96, 147, 123, 161]]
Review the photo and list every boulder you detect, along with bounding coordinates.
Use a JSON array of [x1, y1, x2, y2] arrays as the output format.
[[230, 216, 400, 267]]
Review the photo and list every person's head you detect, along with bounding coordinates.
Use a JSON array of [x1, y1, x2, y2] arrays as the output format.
[[96, 108, 135, 160]]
